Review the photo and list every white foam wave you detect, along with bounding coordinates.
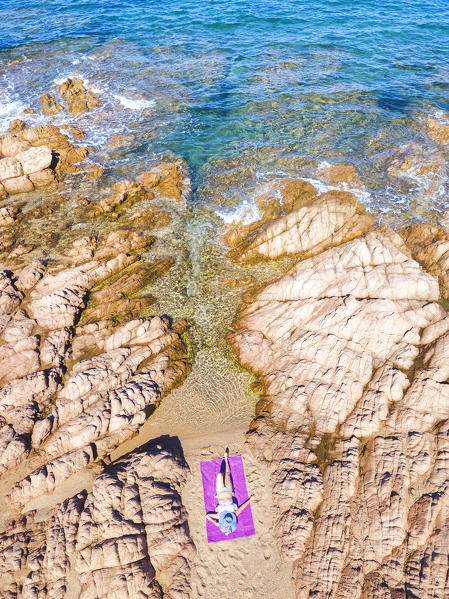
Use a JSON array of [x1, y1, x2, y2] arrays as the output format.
[[53, 73, 96, 88], [217, 200, 261, 225], [395, 165, 446, 198], [0, 85, 27, 133], [305, 171, 372, 206], [114, 94, 156, 111]]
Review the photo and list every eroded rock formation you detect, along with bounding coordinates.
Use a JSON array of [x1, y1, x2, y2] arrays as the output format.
[[86, 163, 189, 220], [0, 438, 194, 599], [0, 119, 194, 596], [399, 223, 449, 299], [58, 78, 102, 115], [229, 190, 449, 597], [0, 225, 188, 509], [224, 180, 373, 262], [0, 123, 88, 197]]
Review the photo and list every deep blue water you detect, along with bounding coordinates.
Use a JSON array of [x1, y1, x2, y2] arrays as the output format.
[[1, 0, 449, 220]]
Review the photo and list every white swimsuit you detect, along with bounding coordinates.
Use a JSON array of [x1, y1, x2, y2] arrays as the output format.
[[215, 501, 237, 514]]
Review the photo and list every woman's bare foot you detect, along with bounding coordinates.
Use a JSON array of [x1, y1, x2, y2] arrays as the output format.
[[224, 447, 229, 459]]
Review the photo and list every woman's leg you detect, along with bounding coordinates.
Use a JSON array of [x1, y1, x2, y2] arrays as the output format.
[[223, 450, 233, 492], [216, 470, 224, 496]]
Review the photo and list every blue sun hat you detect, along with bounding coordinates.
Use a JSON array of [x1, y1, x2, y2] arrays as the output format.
[[218, 511, 237, 535]]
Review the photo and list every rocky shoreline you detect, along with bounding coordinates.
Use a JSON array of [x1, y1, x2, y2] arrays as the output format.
[[0, 102, 449, 598]]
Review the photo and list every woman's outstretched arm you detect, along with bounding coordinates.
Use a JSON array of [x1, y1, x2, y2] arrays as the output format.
[[206, 513, 220, 526], [235, 496, 253, 517]]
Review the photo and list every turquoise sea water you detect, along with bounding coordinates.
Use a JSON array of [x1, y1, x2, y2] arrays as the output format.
[[1, 0, 449, 221]]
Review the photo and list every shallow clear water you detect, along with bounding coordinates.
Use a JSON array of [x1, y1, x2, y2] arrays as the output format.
[[1, 0, 449, 221]]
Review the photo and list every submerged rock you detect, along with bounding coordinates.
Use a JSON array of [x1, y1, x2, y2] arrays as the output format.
[[140, 162, 186, 201], [88, 180, 152, 217], [316, 161, 363, 189], [88, 162, 190, 219], [426, 111, 449, 146], [229, 191, 449, 597]]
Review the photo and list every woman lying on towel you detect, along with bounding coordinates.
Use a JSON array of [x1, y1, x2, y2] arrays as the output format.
[[206, 449, 253, 535]]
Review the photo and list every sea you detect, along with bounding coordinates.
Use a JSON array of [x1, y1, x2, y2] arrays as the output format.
[[1, 0, 449, 224]]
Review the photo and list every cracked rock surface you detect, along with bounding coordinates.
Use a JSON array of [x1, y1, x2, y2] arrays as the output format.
[[0, 142, 196, 597], [229, 191, 449, 598], [224, 182, 374, 262], [0, 123, 88, 197], [0, 438, 194, 599], [0, 228, 188, 508]]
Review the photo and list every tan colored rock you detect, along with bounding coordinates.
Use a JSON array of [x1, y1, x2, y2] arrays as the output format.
[[5, 243, 29, 260], [0, 206, 19, 227], [58, 78, 101, 115], [231, 232, 440, 439], [64, 236, 97, 263], [140, 170, 161, 189], [0, 225, 187, 510], [0, 368, 61, 475], [2, 175, 34, 195], [156, 162, 183, 199], [15, 260, 46, 290], [0, 157, 23, 180], [75, 440, 194, 598], [280, 178, 318, 212], [0, 134, 31, 157], [28, 167, 55, 187], [141, 163, 184, 200], [399, 223, 449, 299], [226, 190, 374, 261], [89, 180, 150, 217], [16, 145, 53, 174], [40, 93, 63, 115], [294, 438, 360, 597], [221, 274, 254, 288], [0, 439, 194, 598], [387, 331, 449, 432], [0, 232, 15, 255], [28, 283, 87, 329], [229, 195, 449, 597], [0, 335, 40, 384], [0, 123, 88, 196], [426, 111, 449, 145], [85, 165, 104, 179], [0, 512, 46, 578], [317, 161, 362, 189], [0, 424, 28, 475], [17, 124, 88, 169], [8, 119, 26, 134], [255, 193, 282, 222], [85, 258, 172, 314], [60, 124, 86, 139], [387, 143, 446, 198], [108, 134, 135, 148], [0, 271, 24, 315]]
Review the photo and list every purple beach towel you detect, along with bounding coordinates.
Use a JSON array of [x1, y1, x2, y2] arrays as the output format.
[[200, 455, 255, 543]]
